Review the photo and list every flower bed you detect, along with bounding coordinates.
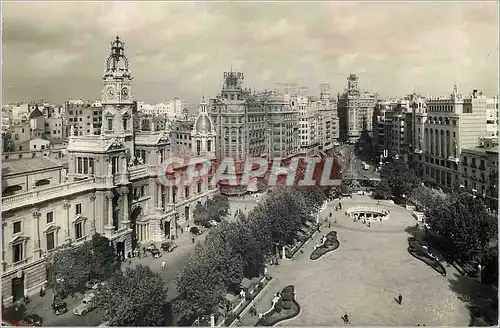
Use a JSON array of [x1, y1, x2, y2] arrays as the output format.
[[255, 285, 300, 326], [407, 237, 446, 276], [310, 231, 340, 260]]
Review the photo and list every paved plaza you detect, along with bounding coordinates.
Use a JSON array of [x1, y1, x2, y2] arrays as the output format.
[[242, 195, 471, 326]]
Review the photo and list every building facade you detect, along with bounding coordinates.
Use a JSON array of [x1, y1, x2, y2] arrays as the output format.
[[337, 74, 377, 142], [1, 37, 216, 305], [413, 86, 488, 190]]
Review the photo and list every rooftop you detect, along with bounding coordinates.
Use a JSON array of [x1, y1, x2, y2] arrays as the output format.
[[2, 157, 62, 176]]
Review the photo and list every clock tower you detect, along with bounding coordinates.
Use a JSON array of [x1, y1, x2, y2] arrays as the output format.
[[101, 36, 134, 156]]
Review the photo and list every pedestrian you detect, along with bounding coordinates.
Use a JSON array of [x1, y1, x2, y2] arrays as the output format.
[[398, 294, 402, 305], [329, 212, 332, 218], [161, 261, 167, 270], [192, 237, 195, 244], [329, 222, 331, 228]]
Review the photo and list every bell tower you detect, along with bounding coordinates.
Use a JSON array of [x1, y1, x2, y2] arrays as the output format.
[[101, 36, 134, 156]]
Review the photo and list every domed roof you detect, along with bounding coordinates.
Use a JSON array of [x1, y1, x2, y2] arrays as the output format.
[[194, 113, 213, 134]]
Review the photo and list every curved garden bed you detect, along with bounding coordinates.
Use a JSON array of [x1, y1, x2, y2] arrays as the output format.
[[407, 237, 446, 276], [310, 231, 340, 260], [255, 285, 300, 326]]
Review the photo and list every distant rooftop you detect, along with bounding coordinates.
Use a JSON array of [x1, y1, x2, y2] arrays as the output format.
[[2, 157, 62, 176]]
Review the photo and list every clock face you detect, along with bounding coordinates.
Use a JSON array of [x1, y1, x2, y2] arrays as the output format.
[[106, 87, 115, 99], [121, 87, 129, 100]]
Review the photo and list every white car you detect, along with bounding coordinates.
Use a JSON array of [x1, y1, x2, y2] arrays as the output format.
[[73, 292, 96, 316], [209, 220, 218, 227]]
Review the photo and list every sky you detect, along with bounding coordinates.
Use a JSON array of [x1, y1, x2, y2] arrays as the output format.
[[2, 1, 499, 107]]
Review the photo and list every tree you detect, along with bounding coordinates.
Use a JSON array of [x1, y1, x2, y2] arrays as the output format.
[[409, 185, 448, 213], [427, 193, 497, 263], [193, 202, 209, 227], [50, 243, 92, 298], [95, 265, 168, 326], [2, 131, 14, 153], [89, 234, 117, 279], [175, 243, 226, 324], [50, 234, 115, 298], [379, 160, 421, 199], [373, 180, 392, 199]]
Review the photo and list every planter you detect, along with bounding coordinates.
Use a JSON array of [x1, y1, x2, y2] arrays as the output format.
[[407, 238, 446, 276], [255, 285, 300, 326], [310, 231, 340, 260]]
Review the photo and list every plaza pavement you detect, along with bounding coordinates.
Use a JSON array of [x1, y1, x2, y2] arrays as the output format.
[[239, 195, 472, 326]]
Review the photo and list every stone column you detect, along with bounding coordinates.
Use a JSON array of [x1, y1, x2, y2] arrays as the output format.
[[118, 187, 130, 229], [104, 191, 115, 236], [62, 200, 71, 242], [90, 194, 96, 235], [32, 210, 41, 259]]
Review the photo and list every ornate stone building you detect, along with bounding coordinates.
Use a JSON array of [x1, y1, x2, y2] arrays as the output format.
[[1, 37, 215, 305]]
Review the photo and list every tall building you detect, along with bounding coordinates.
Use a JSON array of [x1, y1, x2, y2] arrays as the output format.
[[413, 85, 488, 190], [1, 37, 216, 305], [337, 74, 377, 142]]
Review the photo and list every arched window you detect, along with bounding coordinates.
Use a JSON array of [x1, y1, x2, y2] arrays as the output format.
[[3, 185, 22, 196], [207, 140, 212, 152], [35, 179, 50, 187]]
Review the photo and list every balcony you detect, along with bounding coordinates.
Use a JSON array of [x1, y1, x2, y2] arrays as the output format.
[[2, 178, 96, 211], [129, 164, 148, 180]]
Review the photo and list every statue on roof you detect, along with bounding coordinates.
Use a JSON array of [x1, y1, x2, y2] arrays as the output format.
[[70, 125, 75, 137]]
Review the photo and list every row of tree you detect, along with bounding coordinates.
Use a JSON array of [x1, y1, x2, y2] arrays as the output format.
[[193, 194, 230, 228], [374, 159, 421, 200], [173, 186, 329, 325]]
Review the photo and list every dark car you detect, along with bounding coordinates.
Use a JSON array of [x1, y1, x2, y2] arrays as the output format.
[[23, 314, 43, 326], [189, 226, 203, 235], [52, 299, 68, 315], [161, 242, 178, 252]]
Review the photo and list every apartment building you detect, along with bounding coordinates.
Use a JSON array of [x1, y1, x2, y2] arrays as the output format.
[[1, 37, 216, 305], [337, 74, 377, 142], [486, 95, 499, 137], [414, 85, 488, 190], [65, 99, 102, 136], [137, 98, 185, 117], [460, 146, 498, 210]]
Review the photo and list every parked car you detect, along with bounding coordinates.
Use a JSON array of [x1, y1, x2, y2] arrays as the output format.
[[151, 248, 162, 258], [73, 292, 96, 316], [84, 280, 101, 290], [189, 226, 203, 235], [23, 314, 43, 327], [160, 242, 178, 252], [51, 299, 67, 315], [209, 220, 218, 227]]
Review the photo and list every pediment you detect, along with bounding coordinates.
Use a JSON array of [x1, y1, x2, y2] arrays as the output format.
[[122, 111, 131, 118], [104, 111, 115, 118], [72, 215, 88, 224], [157, 134, 170, 145], [107, 140, 124, 150], [43, 223, 61, 233], [10, 234, 28, 244]]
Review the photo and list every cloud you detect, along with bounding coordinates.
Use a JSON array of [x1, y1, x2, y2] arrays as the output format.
[[2, 2, 498, 106]]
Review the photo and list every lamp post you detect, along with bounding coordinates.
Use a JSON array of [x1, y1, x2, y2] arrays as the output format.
[[478, 264, 483, 283]]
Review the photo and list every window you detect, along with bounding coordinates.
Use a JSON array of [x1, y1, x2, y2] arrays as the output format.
[[197, 182, 202, 194], [46, 212, 54, 224], [13, 243, 23, 263], [76, 203, 82, 215], [46, 232, 55, 250], [107, 118, 113, 131], [75, 222, 83, 239], [123, 118, 128, 131], [13, 221, 21, 234], [185, 186, 190, 198]]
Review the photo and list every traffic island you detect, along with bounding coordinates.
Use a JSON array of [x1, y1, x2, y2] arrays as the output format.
[[310, 231, 340, 261], [407, 237, 447, 276], [255, 285, 300, 326]]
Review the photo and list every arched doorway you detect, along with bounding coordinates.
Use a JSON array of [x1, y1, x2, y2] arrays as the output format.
[[11, 275, 24, 302], [130, 206, 142, 250], [116, 242, 125, 260]]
